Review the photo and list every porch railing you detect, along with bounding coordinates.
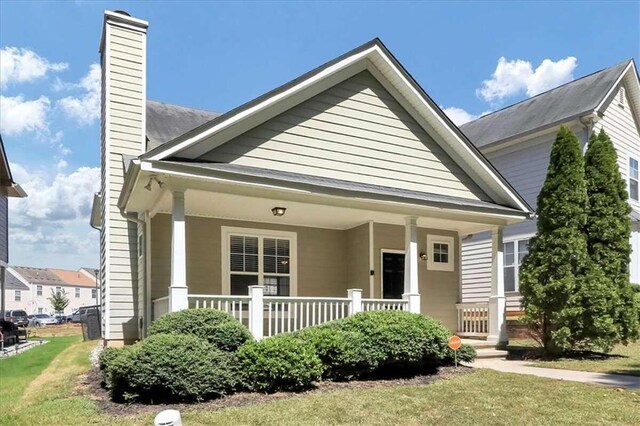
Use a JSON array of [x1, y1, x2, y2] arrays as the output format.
[[152, 288, 411, 339], [456, 302, 489, 336], [152, 296, 169, 320]]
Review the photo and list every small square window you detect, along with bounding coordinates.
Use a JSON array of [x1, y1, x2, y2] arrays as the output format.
[[427, 235, 455, 271]]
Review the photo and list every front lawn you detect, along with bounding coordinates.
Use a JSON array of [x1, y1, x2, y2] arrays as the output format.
[[2, 337, 640, 425], [506, 340, 640, 377]]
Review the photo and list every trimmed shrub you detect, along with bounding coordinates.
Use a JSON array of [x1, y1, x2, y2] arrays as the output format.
[[97, 346, 125, 388], [327, 310, 451, 374], [108, 333, 240, 403], [148, 308, 253, 352], [238, 334, 323, 392], [294, 327, 369, 380], [443, 344, 477, 365]]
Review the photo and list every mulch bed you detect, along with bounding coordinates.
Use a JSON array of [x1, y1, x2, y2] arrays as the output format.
[[79, 366, 474, 417]]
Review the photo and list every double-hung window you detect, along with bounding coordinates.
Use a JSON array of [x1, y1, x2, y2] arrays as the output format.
[[36, 285, 43, 296], [224, 228, 296, 296], [630, 157, 638, 202], [504, 239, 529, 292], [75, 287, 81, 298], [55, 286, 62, 297], [91, 289, 97, 299], [15, 290, 21, 301]]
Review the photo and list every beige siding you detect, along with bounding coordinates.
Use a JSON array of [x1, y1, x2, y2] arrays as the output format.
[[372, 223, 459, 331], [101, 22, 144, 342], [200, 71, 489, 202], [460, 236, 491, 303], [346, 224, 371, 298]]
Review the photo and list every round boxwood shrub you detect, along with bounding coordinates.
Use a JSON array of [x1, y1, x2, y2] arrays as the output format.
[[148, 308, 253, 352], [108, 333, 240, 403], [294, 327, 370, 381], [98, 346, 126, 388], [237, 334, 323, 392], [329, 310, 451, 375], [443, 344, 477, 365]]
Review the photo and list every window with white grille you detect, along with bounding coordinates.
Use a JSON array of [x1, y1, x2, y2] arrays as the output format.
[[504, 239, 530, 292], [630, 157, 639, 201], [223, 227, 296, 296]]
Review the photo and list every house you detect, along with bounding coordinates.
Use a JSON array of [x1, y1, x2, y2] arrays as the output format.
[[3, 266, 100, 315], [458, 59, 640, 324], [91, 10, 533, 346], [0, 135, 27, 317]]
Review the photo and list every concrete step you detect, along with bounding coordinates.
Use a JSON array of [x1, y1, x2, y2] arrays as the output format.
[[475, 348, 509, 359], [461, 338, 497, 350]]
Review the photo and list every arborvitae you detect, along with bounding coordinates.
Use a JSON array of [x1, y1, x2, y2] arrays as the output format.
[[520, 126, 590, 355], [584, 129, 639, 347]]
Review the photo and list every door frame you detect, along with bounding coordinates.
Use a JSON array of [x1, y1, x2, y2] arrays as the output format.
[[380, 249, 405, 299]]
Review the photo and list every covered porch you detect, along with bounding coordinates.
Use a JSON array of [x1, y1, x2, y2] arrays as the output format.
[[125, 160, 523, 342]]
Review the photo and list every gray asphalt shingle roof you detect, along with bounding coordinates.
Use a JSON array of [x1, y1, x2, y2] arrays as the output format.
[[162, 161, 527, 216], [5, 269, 29, 291], [460, 60, 631, 148], [146, 101, 220, 151]]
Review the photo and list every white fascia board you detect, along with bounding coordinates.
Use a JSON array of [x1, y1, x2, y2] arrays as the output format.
[[146, 47, 377, 161], [368, 46, 531, 214], [595, 61, 635, 113]]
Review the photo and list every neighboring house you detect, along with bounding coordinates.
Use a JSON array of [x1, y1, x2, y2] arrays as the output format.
[[1, 268, 29, 313], [91, 11, 533, 346], [459, 60, 640, 319], [7, 266, 100, 315], [0, 135, 27, 317]]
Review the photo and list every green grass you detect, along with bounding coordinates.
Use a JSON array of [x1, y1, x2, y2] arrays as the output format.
[[1, 337, 640, 425], [531, 341, 640, 377]]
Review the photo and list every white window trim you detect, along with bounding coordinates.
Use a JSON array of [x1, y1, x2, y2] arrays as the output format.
[[92, 288, 98, 299], [15, 290, 21, 301], [628, 154, 639, 205], [503, 235, 532, 293], [221, 226, 298, 296], [75, 287, 81, 298], [426, 235, 455, 272], [36, 285, 42, 296]]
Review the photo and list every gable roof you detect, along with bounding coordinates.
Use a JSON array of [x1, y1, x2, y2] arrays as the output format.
[[137, 38, 532, 215], [11, 266, 97, 288], [5, 269, 29, 291], [146, 101, 221, 151], [0, 135, 27, 197], [49, 268, 96, 288], [460, 60, 634, 148]]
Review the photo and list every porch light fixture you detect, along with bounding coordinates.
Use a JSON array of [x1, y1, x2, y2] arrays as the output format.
[[419, 252, 428, 261], [271, 207, 286, 216], [144, 176, 165, 191]]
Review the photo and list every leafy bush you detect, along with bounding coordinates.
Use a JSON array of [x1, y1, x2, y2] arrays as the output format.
[[294, 327, 369, 380], [148, 308, 253, 351], [108, 333, 240, 403], [238, 334, 323, 392], [98, 346, 125, 387], [443, 344, 477, 365], [327, 310, 451, 375]]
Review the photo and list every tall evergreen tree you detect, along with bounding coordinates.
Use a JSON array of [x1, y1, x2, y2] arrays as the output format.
[[520, 126, 590, 354], [584, 129, 639, 346]]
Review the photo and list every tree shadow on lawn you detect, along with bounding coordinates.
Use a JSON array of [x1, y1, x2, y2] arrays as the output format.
[[80, 366, 474, 417]]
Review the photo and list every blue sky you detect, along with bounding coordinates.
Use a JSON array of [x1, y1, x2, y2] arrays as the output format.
[[0, 1, 638, 269]]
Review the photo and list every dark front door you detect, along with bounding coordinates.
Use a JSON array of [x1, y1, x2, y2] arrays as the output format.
[[382, 252, 404, 299]]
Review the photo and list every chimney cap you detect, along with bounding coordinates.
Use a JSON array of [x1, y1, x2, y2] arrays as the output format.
[[113, 10, 131, 17]]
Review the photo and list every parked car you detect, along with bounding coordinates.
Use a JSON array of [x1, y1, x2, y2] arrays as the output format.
[[54, 315, 70, 324], [30, 314, 58, 327], [72, 307, 97, 323], [3, 310, 29, 327]]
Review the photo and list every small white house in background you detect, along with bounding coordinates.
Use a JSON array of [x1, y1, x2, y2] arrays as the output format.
[[459, 60, 640, 318], [3, 266, 100, 315], [91, 10, 534, 346]]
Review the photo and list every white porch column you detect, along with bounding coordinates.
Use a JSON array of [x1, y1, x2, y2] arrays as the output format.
[[348, 288, 363, 315], [403, 216, 420, 313], [488, 226, 508, 343], [169, 191, 188, 312], [248, 285, 264, 340]]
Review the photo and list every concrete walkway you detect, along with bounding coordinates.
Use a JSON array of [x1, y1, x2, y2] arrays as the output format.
[[470, 358, 640, 389]]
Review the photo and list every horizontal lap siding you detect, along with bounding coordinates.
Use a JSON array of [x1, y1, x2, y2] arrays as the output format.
[[103, 23, 143, 341], [596, 86, 640, 283], [201, 71, 490, 202]]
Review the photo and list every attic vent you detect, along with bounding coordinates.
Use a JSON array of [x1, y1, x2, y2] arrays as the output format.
[[619, 87, 625, 108]]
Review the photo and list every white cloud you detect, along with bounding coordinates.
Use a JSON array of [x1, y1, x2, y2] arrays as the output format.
[[442, 106, 491, 125], [9, 163, 99, 223], [0, 47, 68, 88], [0, 95, 50, 135], [57, 63, 101, 125], [477, 56, 577, 102], [8, 163, 100, 268]]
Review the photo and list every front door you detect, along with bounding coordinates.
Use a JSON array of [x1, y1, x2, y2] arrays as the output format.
[[382, 252, 404, 299]]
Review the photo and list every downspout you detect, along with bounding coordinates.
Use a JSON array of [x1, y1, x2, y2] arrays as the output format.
[[579, 111, 602, 151]]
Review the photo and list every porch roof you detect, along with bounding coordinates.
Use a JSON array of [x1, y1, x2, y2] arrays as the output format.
[[162, 161, 527, 217]]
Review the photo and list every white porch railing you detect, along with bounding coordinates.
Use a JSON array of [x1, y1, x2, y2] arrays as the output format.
[[151, 288, 411, 339], [363, 299, 408, 312], [152, 296, 169, 320], [456, 302, 489, 336]]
